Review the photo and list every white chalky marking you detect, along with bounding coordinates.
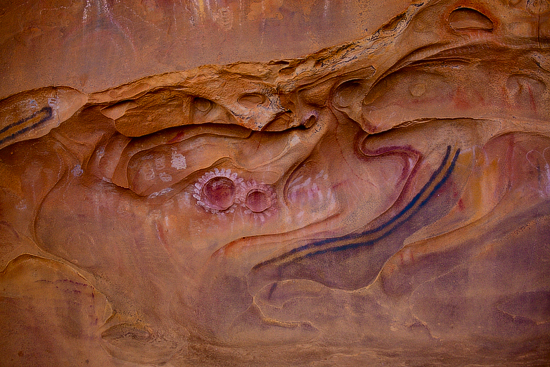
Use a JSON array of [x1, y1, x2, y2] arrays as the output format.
[[159, 172, 172, 182], [171, 150, 187, 170], [72, 164, 83, 177], [155, 156, 166, 170]]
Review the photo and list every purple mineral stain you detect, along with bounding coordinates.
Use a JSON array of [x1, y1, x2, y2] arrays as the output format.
[[245, 189, 272, 213], [202, 177, 236, 211]]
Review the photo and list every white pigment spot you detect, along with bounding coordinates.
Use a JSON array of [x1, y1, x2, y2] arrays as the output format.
[[71, 164, 83, 177], [159, 172, 172, 182], [171, 150, 187, 170], [154, 156, 166, 170], [142, 162, 155, 180], [289, 135, 301, 147], [47, 97, 58, 108], [96, 146, 105, 159], [145, 169, 155, 180], [290, 175, 303, 186], [177, 193, 191, 209], [16, 200, 27, 210]]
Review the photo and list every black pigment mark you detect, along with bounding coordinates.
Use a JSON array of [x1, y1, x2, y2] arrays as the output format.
[[254, 146, 460, 269], [0, 106, 53, 146]]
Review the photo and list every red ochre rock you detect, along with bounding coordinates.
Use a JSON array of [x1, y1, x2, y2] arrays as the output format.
[[1, 0, 549, 365]]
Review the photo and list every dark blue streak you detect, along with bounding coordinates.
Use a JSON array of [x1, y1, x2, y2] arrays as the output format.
[[0, 106, 53, 146], [308, 148, 460, 257], [254, 146, 460, 268]]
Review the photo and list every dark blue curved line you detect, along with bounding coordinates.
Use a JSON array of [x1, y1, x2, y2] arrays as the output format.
[[280, 146, 451, 254], [307, 148, 460, 257], [254, 146, 458, 268], [0, 106, 53, 146]]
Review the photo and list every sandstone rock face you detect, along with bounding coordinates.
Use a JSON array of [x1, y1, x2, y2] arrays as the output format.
[[0, 0, 411, 99], [1, 0, 550, 366]]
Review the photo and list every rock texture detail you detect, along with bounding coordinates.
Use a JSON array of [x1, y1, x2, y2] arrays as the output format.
[[1, 0, 549, 365]]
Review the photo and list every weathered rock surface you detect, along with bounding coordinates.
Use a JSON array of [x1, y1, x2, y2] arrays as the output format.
[[1, 0, 549, 366], [0, 0, 412, 99]]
